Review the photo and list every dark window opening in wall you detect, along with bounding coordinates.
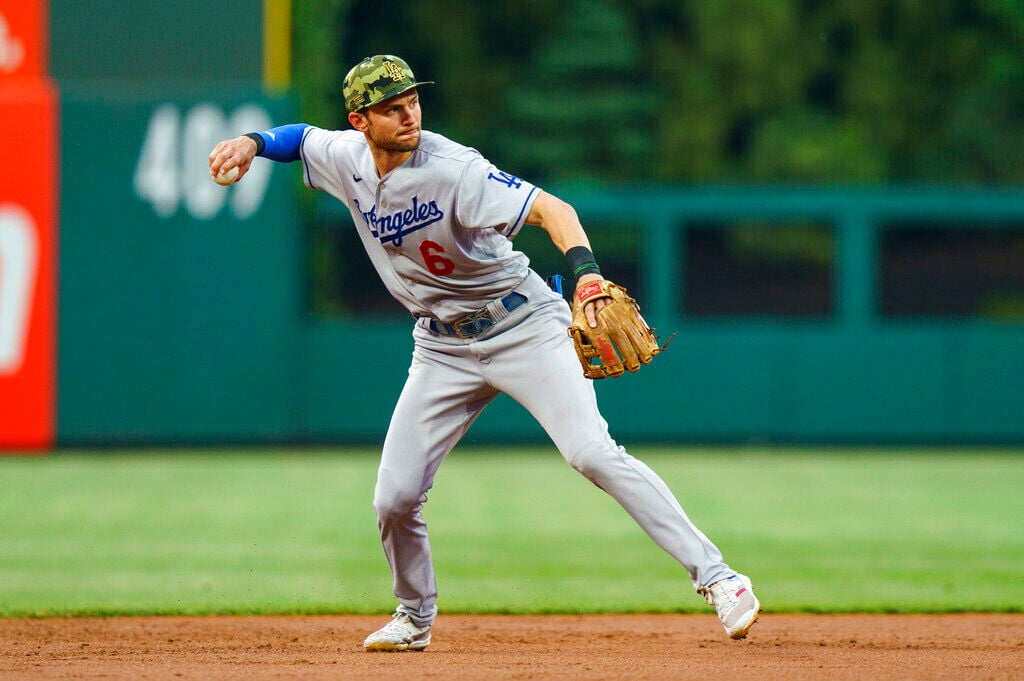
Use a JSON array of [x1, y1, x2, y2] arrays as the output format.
[[880, 225, 1024, 320], [683, 221, 834, 317]]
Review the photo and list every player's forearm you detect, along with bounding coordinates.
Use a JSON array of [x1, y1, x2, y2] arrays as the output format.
[[528, 191, 592, 254], [208, 123, 310, 183], [245, 123, 310, 162], [526, 191, 605, 286]]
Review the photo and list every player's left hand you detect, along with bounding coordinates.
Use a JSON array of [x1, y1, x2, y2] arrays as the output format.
[[568, 278, 671, 379]]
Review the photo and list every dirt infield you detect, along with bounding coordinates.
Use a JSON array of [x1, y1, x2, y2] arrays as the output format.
[[2, 614, 1021, 680]]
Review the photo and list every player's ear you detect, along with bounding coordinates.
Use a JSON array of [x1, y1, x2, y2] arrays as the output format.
[[348, 110, 368, 131]]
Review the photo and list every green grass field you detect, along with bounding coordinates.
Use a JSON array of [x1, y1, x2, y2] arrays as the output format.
[[0, 447, 1021, 617]]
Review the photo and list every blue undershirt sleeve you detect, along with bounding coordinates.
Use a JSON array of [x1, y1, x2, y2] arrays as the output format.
[[246, 123, 309, 162]]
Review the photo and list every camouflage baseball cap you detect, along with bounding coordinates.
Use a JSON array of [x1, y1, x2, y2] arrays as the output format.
[[343, 55, 434, 113]]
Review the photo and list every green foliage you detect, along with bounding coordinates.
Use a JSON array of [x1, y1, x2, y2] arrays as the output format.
[[1, 448, 1022, 616], [292, 0, 1024, 185], [292, 0, 351, 131], [499, 0, 655, 183]]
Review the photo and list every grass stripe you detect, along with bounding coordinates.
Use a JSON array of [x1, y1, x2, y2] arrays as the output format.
[[0, 447, 1020, 616]]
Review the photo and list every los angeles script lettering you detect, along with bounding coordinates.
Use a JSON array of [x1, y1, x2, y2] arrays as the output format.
[[354, 196, 445, 247]]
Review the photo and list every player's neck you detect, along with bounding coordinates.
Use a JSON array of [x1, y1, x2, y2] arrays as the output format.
[[370, 148, 414, 178]]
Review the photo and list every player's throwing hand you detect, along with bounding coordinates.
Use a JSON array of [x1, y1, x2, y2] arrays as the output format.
[[208, 136, 258, 185]]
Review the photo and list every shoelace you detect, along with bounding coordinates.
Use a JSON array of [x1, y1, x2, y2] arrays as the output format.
[[698, 577, 741, 610], [381, 613, 424, 636]]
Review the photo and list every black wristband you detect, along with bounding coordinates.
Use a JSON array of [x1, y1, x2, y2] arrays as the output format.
[[565, 246, 602, 281], [244, 132, 266, 155]]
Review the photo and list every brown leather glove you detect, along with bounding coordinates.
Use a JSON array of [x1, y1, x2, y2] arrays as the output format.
[[568, 279, 667, 379]]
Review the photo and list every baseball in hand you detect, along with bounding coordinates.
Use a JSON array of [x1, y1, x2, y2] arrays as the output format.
[[213, 166, 240, 186]]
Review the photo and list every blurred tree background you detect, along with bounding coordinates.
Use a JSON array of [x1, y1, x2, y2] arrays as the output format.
[[292, 0, 1024, 319], [293, 0, 1024, 186]]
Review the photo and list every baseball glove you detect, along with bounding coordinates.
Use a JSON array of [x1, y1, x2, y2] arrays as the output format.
[[568, 279, 668, 379]]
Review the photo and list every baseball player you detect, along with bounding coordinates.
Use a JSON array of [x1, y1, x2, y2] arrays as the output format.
[[208, 55, 760, 651]]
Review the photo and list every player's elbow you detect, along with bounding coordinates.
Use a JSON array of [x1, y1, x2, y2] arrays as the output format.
[[542, 192, 579, 224], [530, 191, 578, 228]]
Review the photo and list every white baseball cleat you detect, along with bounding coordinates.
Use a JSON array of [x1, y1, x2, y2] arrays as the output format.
[[698, 573, 761, 639], [363, 612, 432, 651]]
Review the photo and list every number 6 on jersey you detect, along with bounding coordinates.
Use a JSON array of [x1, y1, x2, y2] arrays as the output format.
[[419, 240, 454, 276]]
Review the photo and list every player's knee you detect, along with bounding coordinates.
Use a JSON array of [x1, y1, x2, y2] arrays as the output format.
[[565, 442, 621, 485], [372, 486, 422, 521]]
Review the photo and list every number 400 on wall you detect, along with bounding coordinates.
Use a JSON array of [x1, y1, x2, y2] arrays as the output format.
[[133, 103, 274, 221]]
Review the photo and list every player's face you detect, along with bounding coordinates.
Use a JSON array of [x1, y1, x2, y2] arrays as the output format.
[[361, 91, 422, 153]]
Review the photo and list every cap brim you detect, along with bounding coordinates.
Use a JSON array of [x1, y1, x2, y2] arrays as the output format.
[[358, 81, 434, 110], [395, 81, 434, 96]]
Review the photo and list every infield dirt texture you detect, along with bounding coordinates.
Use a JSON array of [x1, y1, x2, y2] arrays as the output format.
[[2, 614, 1022, 680]]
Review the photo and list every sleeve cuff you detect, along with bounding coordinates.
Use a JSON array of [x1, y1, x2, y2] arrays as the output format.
[[506, 186, 540, 239], [244, 132, 266, 155]]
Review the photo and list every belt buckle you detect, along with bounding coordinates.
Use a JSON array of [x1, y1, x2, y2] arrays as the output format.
[[454, 309, 493, 338]]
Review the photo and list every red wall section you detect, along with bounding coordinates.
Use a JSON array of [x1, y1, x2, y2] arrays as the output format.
[[0, 3, 56, 449]]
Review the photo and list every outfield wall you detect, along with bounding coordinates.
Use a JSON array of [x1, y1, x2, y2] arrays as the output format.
[[2, 1, 1022, 448], [9, 86, 1024, 446], [56, 163, 1024, 445], [56, 85, 299, 445], [298, 187, 1024, 445], [0, 3, 57, 448]]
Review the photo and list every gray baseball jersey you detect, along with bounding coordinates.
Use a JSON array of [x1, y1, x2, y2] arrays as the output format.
[[294, 126, 737, 628], [300, 128, 537, 321]]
